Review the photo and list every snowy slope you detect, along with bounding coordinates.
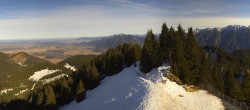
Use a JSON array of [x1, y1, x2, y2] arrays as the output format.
[[28, 68, 61, 81], [61, 64, 224, 110]]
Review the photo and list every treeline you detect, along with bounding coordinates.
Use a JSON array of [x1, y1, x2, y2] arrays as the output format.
[[140, 23, 204, 85], [0, 43, 142, 110], [140, 23, 250, 104], [93, 43, 141, 77]]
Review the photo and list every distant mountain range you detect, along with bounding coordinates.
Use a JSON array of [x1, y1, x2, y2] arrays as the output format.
[[76, 25, 250, 52], [80, 34, 145, 51], [196, 25, 250, 52]]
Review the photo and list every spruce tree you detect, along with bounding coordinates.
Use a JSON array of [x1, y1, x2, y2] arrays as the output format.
[[242, 72, 250, 101], [184, 27, 202, 84], [172, 24, 188, 79], [225, 68, 241, 99], [89, 62, 100, 89], [44, 85, 56, 106], [140, 30, 160, 73], [126, 44, 142, 66], [159, 23, 170, 63], [36, 92, 44, 106], [75, 80, 86, 103]]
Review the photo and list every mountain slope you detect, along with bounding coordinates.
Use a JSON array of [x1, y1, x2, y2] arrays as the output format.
[[10, 51, 51, 66], [0, 52, 72, 97], [196, 25, 250, 51], [61, 64, 224, 110], [82, 34, 144, 51]]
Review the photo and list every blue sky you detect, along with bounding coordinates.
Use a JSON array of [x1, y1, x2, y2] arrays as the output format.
[[0, 0, 250, 40]]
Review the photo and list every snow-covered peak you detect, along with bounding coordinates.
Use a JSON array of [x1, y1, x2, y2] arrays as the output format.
[[61, 64, 224, 110]]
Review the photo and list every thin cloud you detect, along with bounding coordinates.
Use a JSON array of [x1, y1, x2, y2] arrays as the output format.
[[82, 0, 164, 13], [0, 0, 249, 40]]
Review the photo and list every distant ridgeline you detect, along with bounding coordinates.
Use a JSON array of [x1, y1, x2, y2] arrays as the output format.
[[79, 25, 250, 52], [196, 25, 250, 52], [81, 34, 145, 51], [1, 24, 250, 110]]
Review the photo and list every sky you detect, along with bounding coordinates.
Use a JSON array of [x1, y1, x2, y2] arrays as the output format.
[[0, 0, 250, 40]]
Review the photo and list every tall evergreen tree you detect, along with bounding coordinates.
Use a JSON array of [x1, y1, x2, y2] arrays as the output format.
[[225, 68, 241, 99], [36, 92, 44, 106], [44, 85, 56, 106], [159, 23, 170, 63], [177, 24, 185, 41], [242, 72, 250, 102], [172, 24, 188, 79], [75, 80, 86, 103], [140, 30, 160, 73], [184, 27, 202, 84], [126, 44, 142, 66]]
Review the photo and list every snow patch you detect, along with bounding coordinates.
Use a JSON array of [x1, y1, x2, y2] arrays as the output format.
[[0, 89, 13, 94], [61, 64, 224, 110], [64, 63, 76, 71], [15, 89, 28, 96], [41, 74, 69, 84], [28, 68, 61, 81], [145, 64, 170, 83], [31, 82, 38, 90]]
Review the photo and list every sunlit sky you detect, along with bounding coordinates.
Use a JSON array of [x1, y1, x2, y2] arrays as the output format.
[[0, 0, 250, 40]]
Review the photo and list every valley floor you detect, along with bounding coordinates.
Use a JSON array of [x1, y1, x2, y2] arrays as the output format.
[[60, 64, 224, 110]]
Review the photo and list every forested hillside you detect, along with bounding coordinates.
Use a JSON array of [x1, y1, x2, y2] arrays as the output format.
[[0, 43, 142, 110]]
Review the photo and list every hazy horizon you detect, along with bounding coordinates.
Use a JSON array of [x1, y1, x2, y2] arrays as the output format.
[[0, 0, 250, 40]]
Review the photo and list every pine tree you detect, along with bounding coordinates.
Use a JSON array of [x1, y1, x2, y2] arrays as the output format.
[[57, 78, 73, 106], [225, 68, 241, 99], [177, 24, 185, 41], [184, 27, 202, 84], [89, 62, 100, 89], [126, 44, 142, 66], [159, 23, 170, 63], [172, 24, 188, 79], [242, 72, 250, 101], [195, 51, 212, 86], [140, 30, 160, 73], [36, 92, 44, 106], [75, 80, 86, 103], [44, 85, 56, 105]]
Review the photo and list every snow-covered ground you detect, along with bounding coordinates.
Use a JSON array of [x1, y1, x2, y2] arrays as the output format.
[[0, 89, 13, 95], [41, 74, 68, 84], [61, 64, 224, 110], [64, 63, 76, 71], [28, 68, 61, 81], [14, 89, 28, 96]]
